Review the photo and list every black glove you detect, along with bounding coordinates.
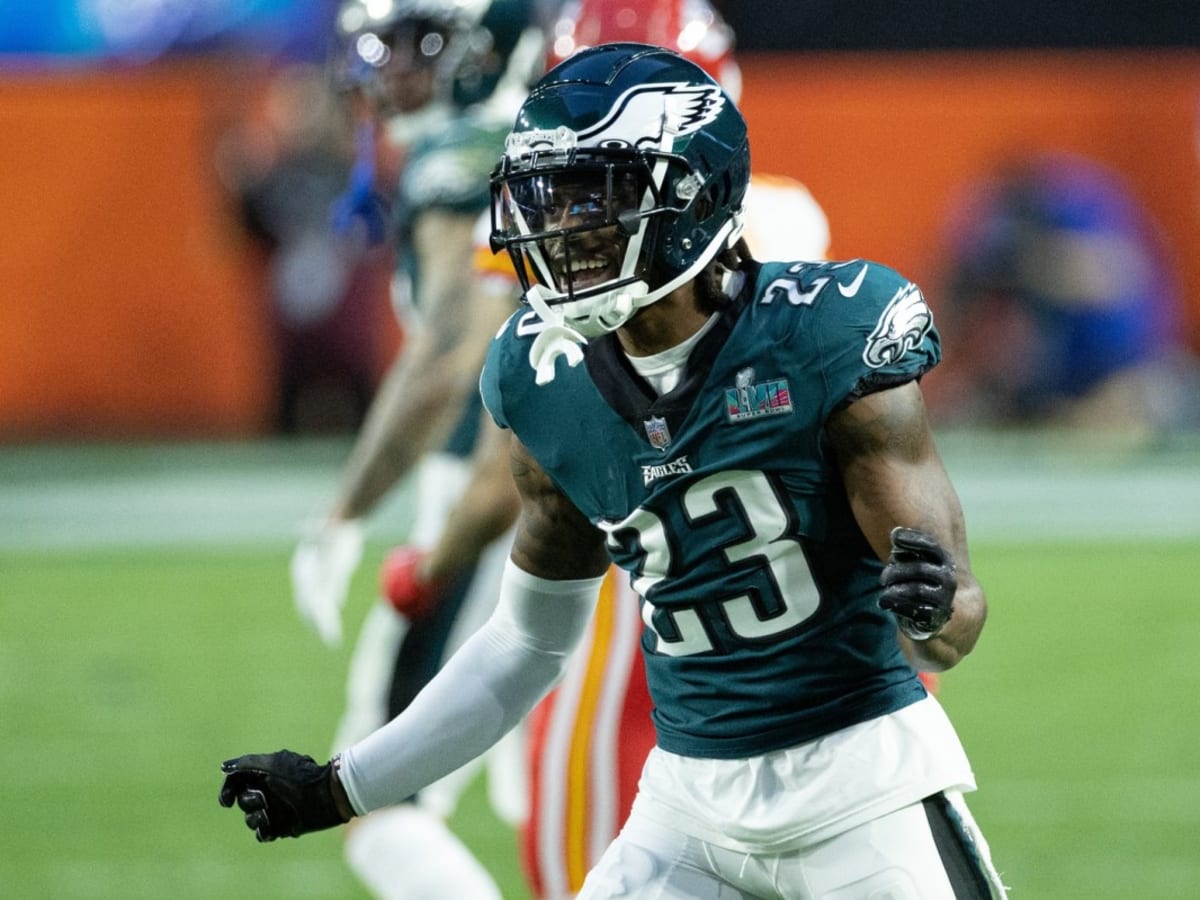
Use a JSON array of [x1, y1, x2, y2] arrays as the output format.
[[218, 750, 350, 842], [879, 527, 956, 640]]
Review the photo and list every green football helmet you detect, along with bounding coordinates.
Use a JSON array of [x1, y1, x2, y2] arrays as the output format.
[[490, 42, 750, 337], [333, 0, 543, 113]]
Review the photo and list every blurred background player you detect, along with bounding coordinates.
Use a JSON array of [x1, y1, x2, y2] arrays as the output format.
[[288, 2, 545, 898], [931, 150, 1200, 435]]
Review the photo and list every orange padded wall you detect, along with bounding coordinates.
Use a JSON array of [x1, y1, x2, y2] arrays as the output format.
[[0, 63, 276, 439], [1, 51, 1197, 439], [737, 50, 1200, 344]]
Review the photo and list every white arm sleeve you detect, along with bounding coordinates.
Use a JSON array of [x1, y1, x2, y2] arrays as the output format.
[[338, 559, 604, 815]]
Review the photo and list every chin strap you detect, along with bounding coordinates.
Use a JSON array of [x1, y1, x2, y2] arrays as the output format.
[[524, 287, 588, 386], [512, 201, 749, 381], [529, 324, 587, 386], [524, 278, 658, 385]]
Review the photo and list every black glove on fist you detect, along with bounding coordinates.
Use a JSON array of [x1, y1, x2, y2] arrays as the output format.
[[218, 750, 349, 842], [879, 526, 956, 640]]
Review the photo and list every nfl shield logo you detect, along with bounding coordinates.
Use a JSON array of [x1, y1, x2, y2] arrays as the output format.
[[644, 415, 671, 450]]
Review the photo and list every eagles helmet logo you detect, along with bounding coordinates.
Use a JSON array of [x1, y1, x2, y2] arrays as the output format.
[[579, 82, 725, 150], [507, 82, 725, 159], [863, 283, 933, 368]]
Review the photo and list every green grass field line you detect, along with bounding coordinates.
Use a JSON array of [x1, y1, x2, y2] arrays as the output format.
[[2, 538, 1197, 898], [1, 433, 1197, 897], [2, 432, 1199, 550]]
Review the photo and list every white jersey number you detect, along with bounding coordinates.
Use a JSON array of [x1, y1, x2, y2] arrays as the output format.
[[606, 471, 820, 656]]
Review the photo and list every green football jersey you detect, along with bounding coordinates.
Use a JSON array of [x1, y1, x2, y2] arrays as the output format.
[[393, 109, 511, 458], [481, 259, 941, 759], [394, 110, 510, 274]]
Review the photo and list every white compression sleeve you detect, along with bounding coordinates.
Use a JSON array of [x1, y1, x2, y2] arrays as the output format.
[[338, 559, 604, 816]]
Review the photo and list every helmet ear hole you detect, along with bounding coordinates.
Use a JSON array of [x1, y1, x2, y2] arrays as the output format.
[[701, 161, 746, 224]]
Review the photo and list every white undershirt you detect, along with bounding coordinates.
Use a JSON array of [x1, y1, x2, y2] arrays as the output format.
[[626, 312, 722, 395]]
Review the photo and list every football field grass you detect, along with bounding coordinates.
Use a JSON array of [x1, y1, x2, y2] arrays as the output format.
[[1, 434, 1197, 898]]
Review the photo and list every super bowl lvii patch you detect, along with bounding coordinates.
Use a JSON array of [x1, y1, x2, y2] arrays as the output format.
[[726, 368, 794, 421]]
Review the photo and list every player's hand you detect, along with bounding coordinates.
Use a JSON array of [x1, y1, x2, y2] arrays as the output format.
[[380, 545, 442, 620], [290, 518, 364, 647], [879, 527, 956, 641], [218, 750, 351, 842]]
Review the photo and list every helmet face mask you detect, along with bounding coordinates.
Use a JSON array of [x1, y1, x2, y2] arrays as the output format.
[[493, 147, 701, 306], [490, 43, 749, 336]]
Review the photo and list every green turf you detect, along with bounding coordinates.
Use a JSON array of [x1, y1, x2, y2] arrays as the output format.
[[0, 546, 528, 899], [1, 538, 1197, 898], [935, 540, 1200, 898]]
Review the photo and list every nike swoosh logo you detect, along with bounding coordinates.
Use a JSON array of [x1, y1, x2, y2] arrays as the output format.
[[837, 264, 869, 297]]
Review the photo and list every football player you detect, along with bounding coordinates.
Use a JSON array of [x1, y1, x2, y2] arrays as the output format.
[[396, 4, 938, 896], [521, 4, 836, 896], [223, 42, 1007, 898], [386, 3, 840, 895], [287, 1, 543, 897]]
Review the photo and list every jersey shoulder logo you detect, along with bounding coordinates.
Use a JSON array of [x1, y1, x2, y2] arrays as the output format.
[[863, 283, 933, 368], [405, 152, 475, 205]]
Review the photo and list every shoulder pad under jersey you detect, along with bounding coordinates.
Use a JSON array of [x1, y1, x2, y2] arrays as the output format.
[[401, 115, 509, 215], [752, 258, 941, 412]]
